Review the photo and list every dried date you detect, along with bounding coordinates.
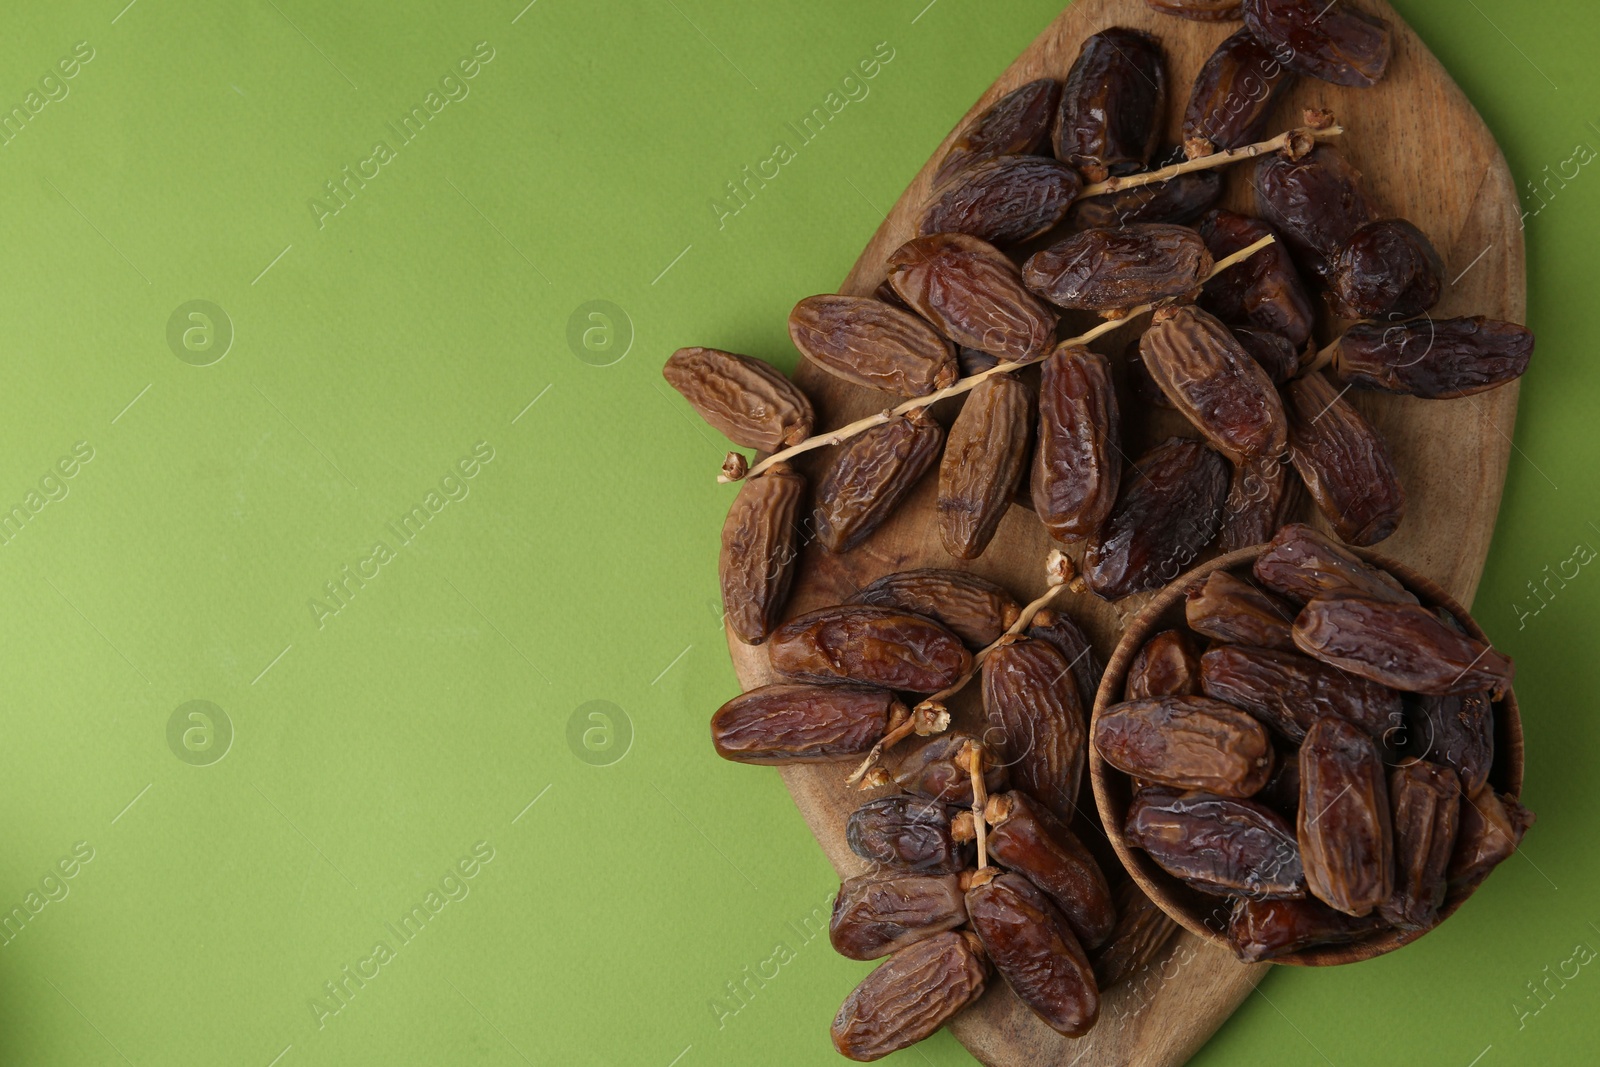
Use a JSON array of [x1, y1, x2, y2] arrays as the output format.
[[935, 78, 1062, 184], [1024, 224, 1213, 314], [831, 930, 989, 1061], [1185, 569, 1298, 651], [1092, 879, 1181, 988], [986, 791, 1116, 948], [663, 347, 814, 451], [769, 604, 972, 693], [846, 795, 973, 874], [1331, 316, 1535, 398], [920, 156, 1081, 245], [1200, 644, 1403, 745], [1297, 716, 1393, 917], [720, 463, 805, 645], [1243, 0, 1392, 88], [1284, 371, 1405, 546], [1253, 146, 1375, 279], [1253, 523, 1417, 605], [1183, 28, 1296, 156], [814, 408, 945, 553], [982, 637, 1088, 824], [1227, 896, 1385, 962], [966, 870, 1100, 1036], [711, 683, 898, 764], [1381, 760, 1460, 930], [830, 872, 969, 961], [1198, 209, 1314, 347], [1054, 28, 1166, 183], [849, 568, 1022, 648], [1448, 785, 1535, 892], [1141, 305, 1288, 463], [1233, 327, 1299, 384], [1125, 629, 1201, 700], [1328, 219, 1444, 321], [893, 733, 1007, 805], [1027, 608, 1105, 710], [938, 375, 1032, 560], [888, 233, 1058, 363], [789, 295, 957, 396], [1292, 596, 1514, 697], [1404, 690, 1494, 795], [1031, 345, 1122, 542], [1095, 695, 1274, 796], [1126, 788, 1305, 898]]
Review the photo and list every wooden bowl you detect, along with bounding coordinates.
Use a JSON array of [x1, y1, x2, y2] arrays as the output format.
[[1088, 546, 1525, 966]]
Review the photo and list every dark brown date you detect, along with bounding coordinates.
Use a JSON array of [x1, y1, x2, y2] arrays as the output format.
[[1132, 334, 1175, 409], [1293, 596, 1514, 697], [1146, 0, 1243, 19], [1125, 629, 1201, 700], [1126, 788, 1305, 898], [1448, 785, 1535, 893], [1092, 879, 1181, 988], [720, 463, 806, 645], [789, 294, 958, 397], [888, 234, 1058, 363], [1253, 523, 1417, 605], [1332, 316, 1535, 398], [1233, 327, 1299, 384], [983, 637, 1088, 824], [1024, 224, 1213, 313], [1328, 219, 1444, 321], [813, 408, 945, 553], [1141, 305, 1288, 463], [831, 930, 989, 1061], [663, 347, 814, 451], [711, 683, 898, 764], [1227, 896, 1385, 962], [1381, 760, 1460, 930], [1258, 741, 1302, 819], [1200, 644, 1403, 745], [1216, 454, 1290, 553], [1253, 146, 1375, 279], [1297, 716, 1393, 917], [1096, 696, 1275, 796], [849, 568, 1022, 649], [1183, 28, 1296, 156], [769, 604, 972, 693], [1065, 162, 1221, 229], [1404, 690, 1494, 795], [957, 345, 1001, 377], [986, 791, 1116, 949], [938, 375, 1032, 560], [1243, 0, 1392, 88], [935, 78, 1062, 184], [1083, 437, 1230, 600], [1031, 345, 1122, 542], [966, 870, 1100, 1036], [1284, 371, 1405, 546], [830, 872, 969, 961], [1185, 569, 1298, 651], [893, 733, 1007, 805], [1198, 209, 1314, 347], [1027, 607, 1105, 711], [1054, 28, 1166, 183], [846, 795, 973, 874], [920, 156, 1082, 245]]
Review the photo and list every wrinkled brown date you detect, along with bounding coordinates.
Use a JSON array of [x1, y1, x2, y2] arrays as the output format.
[[769, 604, 972, 693], [711, 683, 898, 764], [814, 408, 945, 553], [1027, 607, 1105, 711], [1381, 760, 1460, 930], [1253, 523, 1418, 605], [1198, 209, 1315, 347], [831, 930, 989, 1061], [938, 375, 1032, 560], [1233, 327, 1300, 384], [1449, 785, 1534, 892], [983, 637, 1088, 824], [789, 294, 958, 397], [1141, 305, 1288, 463], [663, 347, 814, 452], [1404, 690, 1494, 795], [966, 870, 1100, 1036], [1227, 896, 1385, 962], [1055, 28, 1166, 183], [1092, 879, 1181, 988], [1216, 454, 1291, 553], [1146, 0, 1242, 19], [888, 234, 1058, 363], [1184, 28, 1296, 156], [1065, 159, 1221, 229], [935, 78, 1062, 184], [1328, 219, 1444, 321], [986, 791, 1116, 948], [720, 464, 805, 645], [1032, 345, 1122, 542], [1332, 316, 1535, 398], [1126, 788, 1305, 898], [893, 733, 1007, 805], [920, 156, 1082, 245], [1284, 371, 1405, 546], [1200, 644, 1403, 746], [846, 795, 973, 874], [830, 871, 970, 961], [1253, 146, 1376, 279], [1293, 596, 1514, 697], [1243, 0, 1392, 88], [1083, 437, 1230, 600], [1185, 569, 1298, 651], [1125, 629, 1201, 700], [1298, 716, 1394, 917], [1096, 696, 1275, 796], [849, 568, 1022, 649], [1024, 224, 1213, 314]]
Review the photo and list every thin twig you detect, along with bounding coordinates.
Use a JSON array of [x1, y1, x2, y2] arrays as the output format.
[[1079, 119, 1344, 198], [966, 741, 989, 871]]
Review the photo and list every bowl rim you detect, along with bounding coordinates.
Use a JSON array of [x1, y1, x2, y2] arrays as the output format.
[[1087, 543, 1525, 967]]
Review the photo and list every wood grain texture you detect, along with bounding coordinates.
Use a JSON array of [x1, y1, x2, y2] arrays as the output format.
[[723, 1, 1525, 1063]]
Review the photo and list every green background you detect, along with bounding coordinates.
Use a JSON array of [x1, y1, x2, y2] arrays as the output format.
[[0, 0, 1592, 1063]]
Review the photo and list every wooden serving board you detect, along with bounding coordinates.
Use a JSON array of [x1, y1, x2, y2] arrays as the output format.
[[725, 1, 1525, 1063]]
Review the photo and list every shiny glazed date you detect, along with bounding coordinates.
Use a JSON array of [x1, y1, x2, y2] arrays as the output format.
[[1183, 29, 1296, 156], [1125, 629, 1201, 699], [966, 870, 1100, 1037], [1126, 788, 1305, 898], [893, 733, 1007, 805], [830, 872, 969, 960], [1404, 690, 1494, 795], [938, 375, 1032, 560], [849, 568, 1022, 649], [1031, 345, 1122, 542], [1083, 438, 1230, 600], [1027, 608, 1105, 711], [1243, 0, 1392, 88], [831, 930, 988, 1061], [1024, 224, 1213, 314], [1185, 569, 1298, 651], [1253, 146, 1375, 278], [1200, 644, 1403, 745], [920, 156, 1082, 245], [789, 295, 958, 397], [1448, 786, 1535, 892], [888, 234, 1057, 363], [1141, 305, 1288, 463], [1253, 523, 1417, 605], [985, 791, 1116, 949], [1284, 371, 1405, 546], [769, 604, 972, 693], [814, 408, 945, 553], [1092, 879, 1181, 989], [1332, 316, 1535, 398], [983, 637, 1088, 824], [935, 78, 1061, 183], [1227, 896, 1385, 962], [1381, 760, 1460, 930], [663, 347, 814, 451], [1297, 716, 1393, 917], [1096, 696, 1274, 796], [1198, 209, 1314, 347], [1327, 218, 1444, 321], [710, 683, 898, 764], [719, 464, 806, 645], [846, 795, 973, 874], [1054, 28, 1166, 183], [1293, 596, 1514, 697]]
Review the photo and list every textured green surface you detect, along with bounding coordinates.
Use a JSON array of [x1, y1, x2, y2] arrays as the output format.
[[0, 1, 1593, 1064]]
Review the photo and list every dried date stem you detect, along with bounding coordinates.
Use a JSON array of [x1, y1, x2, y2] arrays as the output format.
[[1078, 114, 1344, 198], [964, 740, 991, 870], [721, 237, 1281, 483]]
